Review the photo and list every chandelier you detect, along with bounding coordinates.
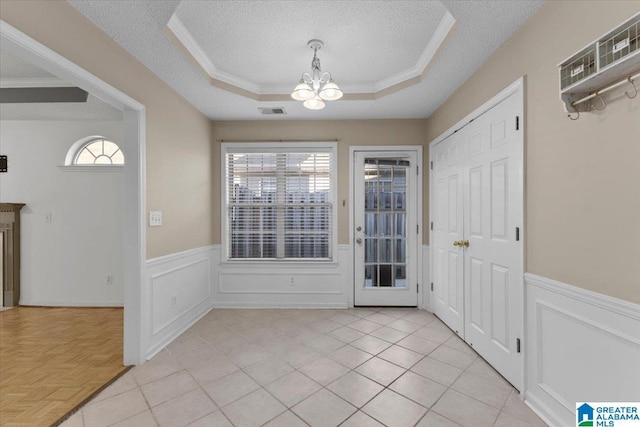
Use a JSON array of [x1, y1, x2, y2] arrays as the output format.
[[291, 39, 343, 110]]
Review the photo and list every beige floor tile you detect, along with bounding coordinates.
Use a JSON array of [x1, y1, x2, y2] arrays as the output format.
[[361, 389, 427, 427], [328, 326, 366, 343], [341, 410, 385, 426], [350, 308, 376, 318], [387, 318, 422, 333], [350, 335, 392, 355], [416, 411, 461, 426], [389, 371, 447, 408], [412, 324, 454, 344], [365, 313, 397, 325], [442, 335, 477, 355], [327, 371, 384, 408], [450, 371, 513, 409], [494, 411, 538, 427], [329, 312, 361, 325], [187, 410, 233, 427], [92, 372, 137, 402], [228, 343, 271, 367], [502, 391, 548, 426], [292, 389, 356, 427], [308, 319, 342, 334], [167, 334, 207, 355], [299, 356, 350, 385], [465, 357, 508, 384], [281, 344, 323, 368], [243, 357, 295, 385], [152, 388, 217, 427], [429, 345, 477, 370], [212, 334, 251, 355], [396, 335, 440, 355], [59, 410, 83, 427], [131, 356, 182, 386], [111, 410, 158, 427], [305, 334, 345, 354], [347, 319, 382, 334], [83, 388, 149, 427], [402, 312, 436, 326], [187, 355, 239, 385], [369, 326, 409, 343], [265, 371, 322, 407], [432, 389, 499, 427], [329, 345, 374, 369], [221, 388, 286, 427], [262, 410, 308, 427], [174, 345, 221, 369], [411, 356, 463, 386], [378, 345, 424, 369], [202, 370, 260, 407], [355, 357, 405, 386], [141, 371, 199, 407]]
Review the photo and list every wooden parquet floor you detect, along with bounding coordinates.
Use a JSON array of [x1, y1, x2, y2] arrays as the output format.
[[0, 307, 126, 427]]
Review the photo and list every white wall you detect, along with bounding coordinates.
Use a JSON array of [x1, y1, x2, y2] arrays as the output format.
[[0, 120, 124, 306]]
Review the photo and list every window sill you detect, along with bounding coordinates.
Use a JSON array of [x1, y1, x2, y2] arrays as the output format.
[[58, 165, 124, 172]]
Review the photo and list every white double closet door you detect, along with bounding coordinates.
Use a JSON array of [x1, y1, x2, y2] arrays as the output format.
[[430, 89, 523, 390]]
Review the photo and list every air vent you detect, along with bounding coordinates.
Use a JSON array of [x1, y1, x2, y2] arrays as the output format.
[[258, 107, 286, 115]]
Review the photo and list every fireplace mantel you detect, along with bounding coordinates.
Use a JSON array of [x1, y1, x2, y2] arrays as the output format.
[[1, 203, 25, 307]]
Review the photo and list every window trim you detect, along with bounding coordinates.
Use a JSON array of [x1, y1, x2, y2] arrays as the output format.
[[221, 141, 338, 264], [64, 135, 125, 167]]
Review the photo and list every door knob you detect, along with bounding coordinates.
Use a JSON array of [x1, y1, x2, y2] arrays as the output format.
[[453, 240, 460, 247], [462, 240, 469, 247], [356, 238, 363, 244]]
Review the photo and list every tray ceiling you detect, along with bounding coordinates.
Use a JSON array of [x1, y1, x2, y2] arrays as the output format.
[[68, 0, 543, 120]]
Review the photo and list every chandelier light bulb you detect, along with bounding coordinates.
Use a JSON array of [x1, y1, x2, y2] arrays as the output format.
[[303, 95, 326, 110], [291, 79, 315, 101], [319, 80, 343, 101]]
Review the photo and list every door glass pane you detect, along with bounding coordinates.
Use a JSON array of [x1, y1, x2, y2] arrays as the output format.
[[361, 158, 409, 288]]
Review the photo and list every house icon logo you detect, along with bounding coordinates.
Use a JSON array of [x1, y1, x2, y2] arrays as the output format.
[[577, 403, 594, 426]]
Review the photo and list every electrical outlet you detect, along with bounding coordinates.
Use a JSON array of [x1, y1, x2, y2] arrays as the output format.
[[149, 211, 162, 226], [171, 296, 177, 308], [106, 275, 113, 286]]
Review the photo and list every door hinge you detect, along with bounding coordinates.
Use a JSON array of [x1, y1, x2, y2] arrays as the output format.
[[516, 338, 521, 353], [430, 161, 433, 170], [417, 284, 419, 293], [430, 222, 433, 231], [430, 282, 434, 291], [417, 165, 419, 175], [516, 116, 520, 131], [516, 227, 520, 241], [417, 224, 419, 234]]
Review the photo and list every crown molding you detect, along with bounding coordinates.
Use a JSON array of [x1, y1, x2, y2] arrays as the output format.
[[0, 77, 75, 88], [166, 11, 456, 101]]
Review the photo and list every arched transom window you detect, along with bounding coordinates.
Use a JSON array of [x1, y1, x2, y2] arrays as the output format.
[[73, 138, 124, 165]]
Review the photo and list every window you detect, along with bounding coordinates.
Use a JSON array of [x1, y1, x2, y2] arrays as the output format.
[[224, 143, 336, 261], [67, 137, 124, 166]]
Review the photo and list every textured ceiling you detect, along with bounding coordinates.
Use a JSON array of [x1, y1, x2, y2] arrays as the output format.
[[0, 49, 123, 121], [68, 0, 543, 120], [174, 1, 447, 87]]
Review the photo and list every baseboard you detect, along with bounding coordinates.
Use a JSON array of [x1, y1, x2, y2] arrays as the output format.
[[524, 273, 640, 427], [19, 300, 123, 307], [212, 302, 349, 309]]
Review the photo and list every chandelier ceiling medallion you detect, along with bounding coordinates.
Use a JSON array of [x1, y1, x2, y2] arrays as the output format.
[[291, 39, 343, 110]]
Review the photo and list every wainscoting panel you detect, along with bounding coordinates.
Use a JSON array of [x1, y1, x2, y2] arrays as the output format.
[[144, 245, 215, 358], [211, 245, 351, 308], [524, 273, 640, 427]]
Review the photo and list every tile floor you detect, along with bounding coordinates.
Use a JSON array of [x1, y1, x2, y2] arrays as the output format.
[[60, 308, 547, 427]]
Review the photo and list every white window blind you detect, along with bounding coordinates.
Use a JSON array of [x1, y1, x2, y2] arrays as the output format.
[[225, 146, 334, 260]]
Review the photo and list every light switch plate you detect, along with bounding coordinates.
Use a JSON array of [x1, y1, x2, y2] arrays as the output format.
[[149, 211, 162, 226]]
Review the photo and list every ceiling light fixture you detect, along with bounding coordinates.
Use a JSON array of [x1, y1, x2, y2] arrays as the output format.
[[291, 39, 343, 110]]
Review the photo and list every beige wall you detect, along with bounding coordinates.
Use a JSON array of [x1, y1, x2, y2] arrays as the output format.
[[425, 1, 640, 303], [0, 1, 215, 259], [211, 120, 428, 245]]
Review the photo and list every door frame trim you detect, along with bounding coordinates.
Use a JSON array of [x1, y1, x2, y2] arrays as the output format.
[[428, 76, 525, 391], [0, 20, 147, 365], [349, 145, 424, 308]]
